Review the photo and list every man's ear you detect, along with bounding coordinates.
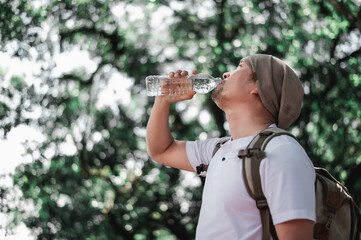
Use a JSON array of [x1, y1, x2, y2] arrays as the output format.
[[250, 87, 259, 95]]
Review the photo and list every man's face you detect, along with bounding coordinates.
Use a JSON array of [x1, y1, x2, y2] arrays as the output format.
[[211, 60, 255, 108]]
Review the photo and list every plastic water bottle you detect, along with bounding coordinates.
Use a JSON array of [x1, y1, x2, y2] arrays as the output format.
[[145, 74, 221, 96]]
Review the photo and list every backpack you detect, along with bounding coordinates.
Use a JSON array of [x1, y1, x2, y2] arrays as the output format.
[[196, 127, 360, 240]]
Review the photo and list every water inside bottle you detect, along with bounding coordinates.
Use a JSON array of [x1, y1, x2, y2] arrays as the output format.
[[192, 75, 219, 94], [146, 76, 193, 96], [146, 74, 220, 96], [145, 76, 161, 96]]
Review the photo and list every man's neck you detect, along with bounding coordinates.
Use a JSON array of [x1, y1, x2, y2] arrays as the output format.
[[225, 107, 275, 140]]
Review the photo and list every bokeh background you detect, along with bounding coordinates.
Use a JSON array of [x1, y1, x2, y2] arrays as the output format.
[[0, 0, 361, 239]]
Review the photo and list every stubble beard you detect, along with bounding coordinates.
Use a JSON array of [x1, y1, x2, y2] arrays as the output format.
[[211, 86, 224, 108]]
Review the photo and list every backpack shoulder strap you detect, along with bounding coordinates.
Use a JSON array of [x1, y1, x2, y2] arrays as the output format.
[[240, 127, 295, 200], [212, 137, 231, 158], [239, 127, 296, 240], [196, 137, 230, 175]]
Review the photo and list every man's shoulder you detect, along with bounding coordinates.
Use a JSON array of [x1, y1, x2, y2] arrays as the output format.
[[264, 133, 301, 152], [186, 137, 226, 156], [261, 133, 314, 172], [262, 133, 312, 167], [188, 136, 229, 146]]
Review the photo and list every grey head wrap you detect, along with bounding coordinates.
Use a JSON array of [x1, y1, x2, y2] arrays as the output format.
[[242, 54, 304, 129]]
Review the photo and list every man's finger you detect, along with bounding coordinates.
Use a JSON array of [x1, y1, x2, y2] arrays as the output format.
[[181, 70, 188, 76], [174, 70, 181, 78]]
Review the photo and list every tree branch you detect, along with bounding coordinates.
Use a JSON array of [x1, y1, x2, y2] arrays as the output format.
[[326, 0, 361, 33], [324, 1, 361, 61], [58, 61, 108, 87], [339, 46, 361, 62], [330, 31, 342, 59], [60, 26, 126, 56], [345, 162, 361, 196]]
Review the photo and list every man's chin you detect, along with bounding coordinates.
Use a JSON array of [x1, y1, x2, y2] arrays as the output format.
[[211, 87, 223, 103]]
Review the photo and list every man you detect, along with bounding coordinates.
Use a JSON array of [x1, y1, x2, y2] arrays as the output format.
[[146, 54, 315, 239]]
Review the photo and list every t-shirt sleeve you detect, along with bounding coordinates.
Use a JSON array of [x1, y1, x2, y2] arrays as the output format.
[[260, 136, 316, 225], [186, 138, 221, 176]]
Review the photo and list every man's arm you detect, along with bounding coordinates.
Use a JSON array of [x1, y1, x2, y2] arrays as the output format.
[[275, 219, 314, 240], [262, 138, 316, 240], [146, 70, 196, 172]]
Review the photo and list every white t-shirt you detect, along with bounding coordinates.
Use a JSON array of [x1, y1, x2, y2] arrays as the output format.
[[186, 130, 316, 240]]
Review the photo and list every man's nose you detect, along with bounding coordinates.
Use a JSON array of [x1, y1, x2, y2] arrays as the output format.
[[223, 72, 230, 79]]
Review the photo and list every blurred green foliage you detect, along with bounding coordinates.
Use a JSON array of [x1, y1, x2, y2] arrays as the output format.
[[0, 0, 360, 239]]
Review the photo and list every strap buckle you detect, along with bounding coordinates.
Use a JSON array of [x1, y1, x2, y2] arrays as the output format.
[[238, 148, 261, 158], [196, 164, 208, 175], [259, 131, 273, 137], [255, 196, 269, 211]]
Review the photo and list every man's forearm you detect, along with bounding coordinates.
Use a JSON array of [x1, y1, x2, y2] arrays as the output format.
[[146, 97, 174, 158]]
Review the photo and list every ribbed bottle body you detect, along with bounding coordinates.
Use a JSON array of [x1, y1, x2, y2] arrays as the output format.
[[145, 74, 221, 96]]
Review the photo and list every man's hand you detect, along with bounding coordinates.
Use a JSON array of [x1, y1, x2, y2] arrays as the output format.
[[157, 70, 197, 104]]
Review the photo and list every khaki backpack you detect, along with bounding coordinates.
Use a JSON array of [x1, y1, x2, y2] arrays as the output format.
[[196, 127, 360, 240]]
